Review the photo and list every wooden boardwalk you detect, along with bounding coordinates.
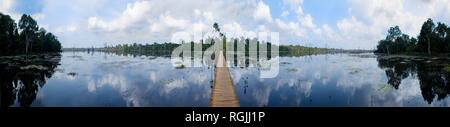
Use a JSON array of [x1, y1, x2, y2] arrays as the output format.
[[210, 51, 240, 107]]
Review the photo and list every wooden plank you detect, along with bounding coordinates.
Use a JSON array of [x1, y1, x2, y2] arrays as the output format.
[[210, 51, 239, 107]]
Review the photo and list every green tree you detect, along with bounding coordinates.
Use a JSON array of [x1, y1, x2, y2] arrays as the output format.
[[375, 26, 403, 54], [18, 14, 39, 55], [213, 22, 223, 37], [407, 37, 418, 52], [446, 27, 450, 52], [434, 22, 448, 53], [386, 26, 402, 41], [36, 28, 47, 52], [0, 13, 18, 55], [418, 18, 435, 55]]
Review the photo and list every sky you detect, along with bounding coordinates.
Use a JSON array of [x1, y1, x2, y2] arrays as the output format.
[[1, 0, 450, 49]]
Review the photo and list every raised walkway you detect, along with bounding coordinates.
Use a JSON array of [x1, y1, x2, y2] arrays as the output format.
[[210, 51, 239, 107]]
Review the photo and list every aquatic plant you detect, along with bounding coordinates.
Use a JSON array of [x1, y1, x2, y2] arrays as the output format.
[[286, 68, 298, 72], [20, 65, 48, 70], [175, 65, 185, 69]]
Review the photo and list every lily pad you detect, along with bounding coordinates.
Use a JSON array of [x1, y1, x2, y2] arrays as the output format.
[[443, 64, 450, 72], [160, 79, 175, 85], [349, 68, 362, 74], [175, 65, 185, 69], [436, 88, 444, 94], [374, 83, 393, 93], [280, 62, 291, 65], [67, 72, 77, 76], [55, 68, 65, 73], [286, 68, 298, 72], [20, 65, 48, 70]]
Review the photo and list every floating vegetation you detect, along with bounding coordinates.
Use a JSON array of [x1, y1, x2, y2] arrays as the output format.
[[321, 76, 329, 80], [444, 67, 450, 72], [374, 83, 393, 93], [55, 68, 65, 73], [160, 79, 175, 85], [67, 72, 77, 76], [280, 62, 291, 65], [285, 68, 298, 72], [0, 56, 15, 59], [20, 65, 48, 70], [436, 88, 444, 94], [241, 77, 249, 85], [175, 65, 185, 69], [67, 55, 82, 59], [350, 54, 377, 58], [349, 68, 362, 74], [0, 60, 11, 64], [442, 64, 450, 72]]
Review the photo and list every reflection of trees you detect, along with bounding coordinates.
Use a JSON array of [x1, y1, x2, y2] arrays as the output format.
[[377, 58, 416, 89], [98, 50, 174, 58], [1, 53, 61, 107], [417, 65, 450, 104], [377, 57, 450, 104]]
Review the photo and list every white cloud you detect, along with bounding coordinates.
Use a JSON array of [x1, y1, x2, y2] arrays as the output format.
[[347, 0, 426, 37], [0, 0, 21, 21], [336, 16, 383, 49], [329, 0, 450, 49], [222, 22, 244, 38], [55, 25, 77, 33], [299, 14, 315, 28], [160, 14, 189, 28], [275, 18, 305, 37], [41, 24, 50, 30], [67, 25, 77, 32], [253, 1, 273, 22], [194, 9, 201, 16], [81, 0, 260, 45], [298, 14, 322, 35], [6, 0, 450, 49], [296, 6, 303, 15], [202, 11, 214, 23], [322, 24, 340, 40], [31, 13, 45, 20], [88, 1, 153, 32], [0, 0, 13, 13], [283, 0, 304, 7], [281, 11, 289, 17]]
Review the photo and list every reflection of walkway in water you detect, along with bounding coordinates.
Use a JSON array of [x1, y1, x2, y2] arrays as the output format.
[[210, 51, 239, 107]]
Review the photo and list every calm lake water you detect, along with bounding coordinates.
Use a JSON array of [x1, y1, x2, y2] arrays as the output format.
[[1, 51, 450, 107]]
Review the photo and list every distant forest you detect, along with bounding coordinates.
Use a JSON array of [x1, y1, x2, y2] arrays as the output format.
[[375, 18, 450, 55], [0, 13, 62, 55], [101, 39, 350, 57], [101, 22, 356, 56]]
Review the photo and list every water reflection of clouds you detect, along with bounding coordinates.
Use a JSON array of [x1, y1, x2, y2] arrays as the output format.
[[230, 54, 450, 107], [43, 52, 213, 107], [370, 78, 422, 106], [229, 56, 315, 106], [33, 52, 450, 106]]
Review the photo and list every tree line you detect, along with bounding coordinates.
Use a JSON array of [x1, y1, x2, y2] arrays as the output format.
[[0, 13, 62, 55], [375, 18, 450, 55], [104, 42, 180, 53], [104, 22, 348, 57]]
